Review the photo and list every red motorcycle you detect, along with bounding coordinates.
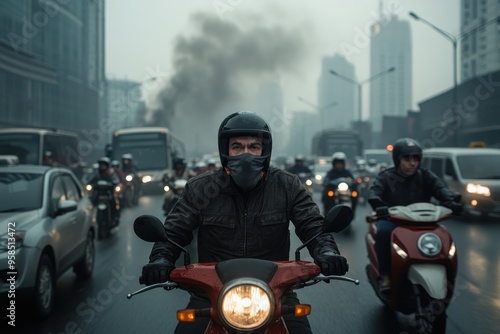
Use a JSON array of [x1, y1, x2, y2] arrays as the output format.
[[128, 205, 359, 333], [365, 202, 458, 334]]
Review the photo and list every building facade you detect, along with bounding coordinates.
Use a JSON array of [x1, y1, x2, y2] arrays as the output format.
[[370, 15, 412, 132], [461, 0, 500, 82], [317, 54, 355, 129], [0, 0, 105, 153]]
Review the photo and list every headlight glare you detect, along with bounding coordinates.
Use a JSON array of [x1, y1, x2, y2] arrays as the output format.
[[466, 183, 490, 196], [338, 182, 349, 191], [220, 279, 274, 330]]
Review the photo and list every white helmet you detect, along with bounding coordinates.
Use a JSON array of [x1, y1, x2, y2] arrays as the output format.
[[332, 152, 347, 164]]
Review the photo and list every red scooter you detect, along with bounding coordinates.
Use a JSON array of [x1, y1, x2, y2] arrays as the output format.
[[128, 205, 359, 334], [365, 202, 458, 334]]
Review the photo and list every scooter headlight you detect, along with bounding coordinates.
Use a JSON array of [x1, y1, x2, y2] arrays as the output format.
[[417, 233, 442, 257], [219, 279, 274, 330], [338, 182, 349, 191], [86, 184, 92, 191], [305, 179, 313, 186], [125, 174, 133, 182]]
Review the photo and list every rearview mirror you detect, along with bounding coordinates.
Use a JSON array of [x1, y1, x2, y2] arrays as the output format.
[[323, 205, 353, 233], [133, 215, 168, 242]]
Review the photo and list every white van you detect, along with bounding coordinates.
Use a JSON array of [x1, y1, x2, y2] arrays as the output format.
[[422, 147, 500, 218]]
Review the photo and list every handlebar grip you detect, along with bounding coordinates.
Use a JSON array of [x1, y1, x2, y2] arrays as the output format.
[[139, 275, 144, 285]]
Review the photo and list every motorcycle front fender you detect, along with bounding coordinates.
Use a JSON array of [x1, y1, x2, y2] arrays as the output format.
[[408, 264, 447, 299]]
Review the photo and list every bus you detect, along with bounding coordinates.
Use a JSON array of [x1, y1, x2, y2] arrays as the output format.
[[0, 127, 83, 177], [311, 129, 363, 165], [109, 127, 186, 192]]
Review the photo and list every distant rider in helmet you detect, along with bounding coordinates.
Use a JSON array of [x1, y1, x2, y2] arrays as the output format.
[[368, 138, 463, 296], [141, 111, 349, 334], [88, 157, 121, 224], [287, 154, 312, 175], [323, 152, 358, 214]]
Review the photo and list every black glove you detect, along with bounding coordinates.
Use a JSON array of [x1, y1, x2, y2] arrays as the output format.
[[445, 201, 463, 216], [314, 250, 349, 276], [375, 206, 389, 218], [141, 258, 175, 285]]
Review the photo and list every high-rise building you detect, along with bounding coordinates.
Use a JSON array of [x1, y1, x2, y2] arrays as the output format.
[[256, 79, 287, 153], [460, 0, 500, 82], [370, 15, 412, 132], [0, 1, 105, 137], [317, 54, 355, 129]]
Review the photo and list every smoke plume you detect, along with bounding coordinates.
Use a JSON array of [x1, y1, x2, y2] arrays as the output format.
[[145, 12, 311, 157]]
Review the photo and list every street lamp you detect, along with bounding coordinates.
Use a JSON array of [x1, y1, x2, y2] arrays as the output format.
[[329, 67, 395, 123], [297, 97, 338, 129], [409, 11, 458, 146]]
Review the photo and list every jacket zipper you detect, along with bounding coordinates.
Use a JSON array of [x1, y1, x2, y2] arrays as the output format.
[[243, 210, 248, 257]]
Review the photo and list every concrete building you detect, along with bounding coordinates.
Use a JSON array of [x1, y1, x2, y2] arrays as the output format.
[[317, 54, 356, 129], [287, 110, 318, 156], [0, 0, 105, 161], [370, 15, 412, 132], [461, 0, 500, 82], [256, 79, 287, 153]]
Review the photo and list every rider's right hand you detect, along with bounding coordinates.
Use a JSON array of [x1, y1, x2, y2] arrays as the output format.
[[141, 258, 175, 285]]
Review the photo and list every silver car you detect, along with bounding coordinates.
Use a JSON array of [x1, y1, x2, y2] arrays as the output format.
[[0, 165, 96, 320]]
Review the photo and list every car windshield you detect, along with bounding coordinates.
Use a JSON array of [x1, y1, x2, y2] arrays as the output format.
[[457, 154, 500, 179], [0, 172, 44, 212]]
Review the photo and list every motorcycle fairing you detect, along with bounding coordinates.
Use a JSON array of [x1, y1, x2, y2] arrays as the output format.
[[408, 263, 447, 299]]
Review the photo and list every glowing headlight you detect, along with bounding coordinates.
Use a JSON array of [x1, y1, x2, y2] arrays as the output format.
[[466, 183, 490, 196], [417, 233, 442, 257], [164, 185, 170, 192], [315, 174, 322, 181], [115, 185, 121, 192], [392, 242, 408, 259], [142, 175, 152, 183], [449, 242, 456, 259], [219, 279, 274, 330], [338, 182, 349, 191], [86, 184, 92, 191], [305, 179, 313, 186], [125, 174, 133, 182]]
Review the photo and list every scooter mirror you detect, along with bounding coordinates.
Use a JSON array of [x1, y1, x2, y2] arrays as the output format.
[[323, 204, 353, 233], [133, 215, 168, 242]]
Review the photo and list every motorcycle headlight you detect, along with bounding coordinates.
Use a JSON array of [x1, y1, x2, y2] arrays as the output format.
[[219, 279, 274, 330], [305, 179, 312, 186], [164, 185, 170, 192], [86, 184, 92, 191], [125, 174, 133, 182], [115, 185, 121, 192], [417, 233, 442, 257], [338, 182, 349, 191], [315, 174, 322, 181]]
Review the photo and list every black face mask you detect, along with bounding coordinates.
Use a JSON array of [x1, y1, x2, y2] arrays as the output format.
[[225, 153, 268, 191]]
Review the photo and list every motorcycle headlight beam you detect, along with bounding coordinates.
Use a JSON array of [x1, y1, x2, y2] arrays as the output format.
[[338, 182, 349, 191], [417, 233, 442, 257], [219, 279, 274, 331]]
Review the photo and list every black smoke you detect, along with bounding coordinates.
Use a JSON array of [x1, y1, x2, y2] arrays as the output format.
[[145, 12, 311, 157]]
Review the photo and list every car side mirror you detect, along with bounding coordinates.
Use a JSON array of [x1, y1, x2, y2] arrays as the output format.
[[57, 200, 78, 215]]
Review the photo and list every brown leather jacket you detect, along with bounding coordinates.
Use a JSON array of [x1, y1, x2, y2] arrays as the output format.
[[150, 166, 340, 264]]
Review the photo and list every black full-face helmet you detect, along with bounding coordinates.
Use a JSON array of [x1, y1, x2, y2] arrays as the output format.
[[392, 137, 423, 167], [218, 111, 272, 170]]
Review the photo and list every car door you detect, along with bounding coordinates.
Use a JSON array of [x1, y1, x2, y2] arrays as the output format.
[[443, 158, 462, 194], [49, 174, 79, 273]]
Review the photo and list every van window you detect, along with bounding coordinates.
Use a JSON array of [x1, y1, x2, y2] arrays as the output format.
[[0, 134, 40, 164], [457, 154, 500, 179], [429, 158, 444, 178], [444, 159, 457, 180]]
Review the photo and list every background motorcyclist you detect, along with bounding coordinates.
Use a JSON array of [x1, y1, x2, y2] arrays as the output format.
[[287, 154, 312, 175], [323, 152, 358, 215], [111, 160, 126, 183], [122, 153, 141, 199], [87, 157, 121, 224], [368, 137, 463, 296], [162, 157, 194, 215], [141, 111, 349, 334]]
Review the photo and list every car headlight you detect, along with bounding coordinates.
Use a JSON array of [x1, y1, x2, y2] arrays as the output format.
[[338, 182, 349, 191], [417, 233, 442, 257], [219, 279, 274, 330], [0, 231, 26, 252], [466, 183, 490, 196], [142, 175, 152, 183]]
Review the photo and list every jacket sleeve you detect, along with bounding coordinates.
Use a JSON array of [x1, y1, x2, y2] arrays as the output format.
[[424, 169, 458, 204], [288, 174, 340, 257], [368, 172, 388, 210], [149, 182, 200, 264]]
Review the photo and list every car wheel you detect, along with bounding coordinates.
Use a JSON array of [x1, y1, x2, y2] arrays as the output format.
[[33, 254, 55, 320], [73, 230, 95, 279]]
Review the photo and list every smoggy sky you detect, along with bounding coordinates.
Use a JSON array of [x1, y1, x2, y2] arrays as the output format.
[[105, 0, 462, 144]]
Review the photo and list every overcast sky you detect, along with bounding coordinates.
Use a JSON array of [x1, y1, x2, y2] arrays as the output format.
[[105, 0, 460, 120]]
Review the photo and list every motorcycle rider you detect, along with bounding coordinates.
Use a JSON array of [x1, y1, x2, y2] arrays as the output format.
[[87, 157, 121, 225], [141, 111, 349, 334], [287, 154, 312, 175], [162, 157, 194, 214], [368, 137, 462, 296], [122, 153, 141, 197], [323, 152, 358, 215]]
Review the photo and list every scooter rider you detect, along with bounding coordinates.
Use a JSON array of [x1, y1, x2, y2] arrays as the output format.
[[368, 137, 462, 296], [88, 157, 121, 224], [141, 111, 349, 334], [323, 152, 358, 215], [287, 154, 312, 175]]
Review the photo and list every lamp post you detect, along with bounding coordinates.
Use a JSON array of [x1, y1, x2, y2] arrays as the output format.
[[409, 11, 458, 146], [297, 97, 338, 129], [329, 67, 395, 123]]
